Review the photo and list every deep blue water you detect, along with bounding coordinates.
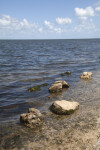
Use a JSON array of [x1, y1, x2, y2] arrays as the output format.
[[0, 39, 100, 123]]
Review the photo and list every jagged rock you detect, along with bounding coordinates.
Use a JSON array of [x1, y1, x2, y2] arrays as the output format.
[[20, 108, 43, 128], [50, 100, 79, 115], [49, 81, 69, 93], [80, 72, 92, 79]]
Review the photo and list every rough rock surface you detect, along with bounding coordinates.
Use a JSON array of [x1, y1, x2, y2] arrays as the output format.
[[49, 81, 69, 93], [20, 108, 43, 128], [50, 100, 79, 115], [80, 72, 92, 79]]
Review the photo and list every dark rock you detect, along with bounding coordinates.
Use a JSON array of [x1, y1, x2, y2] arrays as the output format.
[[27, 83, 48, 92], [61, 71, 71, 76]]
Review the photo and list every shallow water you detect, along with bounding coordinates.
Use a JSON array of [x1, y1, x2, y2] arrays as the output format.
[[0, 39, 100, 149]]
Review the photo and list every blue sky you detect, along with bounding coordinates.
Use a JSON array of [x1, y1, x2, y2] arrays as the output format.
[[0, 0, 100, 39]]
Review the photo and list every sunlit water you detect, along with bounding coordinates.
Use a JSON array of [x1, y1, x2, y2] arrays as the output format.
[[0, 39, 100, 149]]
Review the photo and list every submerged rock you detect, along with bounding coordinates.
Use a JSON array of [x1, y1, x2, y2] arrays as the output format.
[[49, 81, 69, 93], [80, 72, 92, 79], [20, 108, 43, 128], [50, 100, 79, 115], [61, 71, 71, 76], [27, 83, 48, 92]]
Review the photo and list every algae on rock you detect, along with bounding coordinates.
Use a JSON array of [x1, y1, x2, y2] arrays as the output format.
[[28, 83, 48, 92]]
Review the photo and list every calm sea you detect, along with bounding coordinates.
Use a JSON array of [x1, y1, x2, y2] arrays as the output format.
[[0, 39, 100, 123], [0, 39, 100, 149]]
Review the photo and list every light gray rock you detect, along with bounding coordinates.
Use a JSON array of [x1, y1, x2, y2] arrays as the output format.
[[50, 100, 79, 115], [49, 81, 69, 93], [20, 108, 43, 128], [49, 82, 62, 93], [80, 72, 92, 79]]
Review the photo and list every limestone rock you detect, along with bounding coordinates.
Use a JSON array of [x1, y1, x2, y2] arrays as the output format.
[[49, 81, 69, 93], [50, 100, 79, 115], [20, 108, 43, 128], [49, 82, 62, 93], [80, 72, 92, 79]]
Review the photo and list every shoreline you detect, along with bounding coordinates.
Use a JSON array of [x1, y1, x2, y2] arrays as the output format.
[[0, 71, 100, 150]]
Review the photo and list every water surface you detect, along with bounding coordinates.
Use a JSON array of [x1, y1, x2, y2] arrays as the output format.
[[0, 39, 100, 149]]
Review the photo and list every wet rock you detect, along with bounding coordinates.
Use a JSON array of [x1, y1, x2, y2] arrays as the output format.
[[80, 72, 92, 79], [27, 83, 48, 92], [49, 81, 69, 93], [28, 108, 42, 118], [20, 108, 43, 128], [61, 71, 71, 76], [50, 100, 79, 115], [49, 82, 62, 93], [66, 71, 71, 75]]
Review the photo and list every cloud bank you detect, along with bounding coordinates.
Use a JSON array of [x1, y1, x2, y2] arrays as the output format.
[[0, 1, 100, 39]]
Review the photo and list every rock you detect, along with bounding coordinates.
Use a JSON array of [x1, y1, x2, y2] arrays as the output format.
[[27, 83, 48, 92], [66, 71, 71, 75], [61, 71, 71, 76], [80, 72, 92, 79], [28, 108, 42, 118], [49, 81, 69, 93], [49, 82, 62, 93], [62, 81, 69, 88], [50, 100, 79, 115], [20, 108, 43, 128]]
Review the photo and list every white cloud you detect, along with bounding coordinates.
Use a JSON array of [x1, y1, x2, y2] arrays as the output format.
[[0, 15, 14, 25], [0, 15, 64, 38], [56, 17, 72, 24], [74, 20, 95, 32], [44, 20, 53, 29], [95, 7, 100, 11], [0, 14, 39, 38], [75, 7, 94, 20], [0, 14, 37, 30], [95, 1, 100, 12], [44, 20, 62, 33]]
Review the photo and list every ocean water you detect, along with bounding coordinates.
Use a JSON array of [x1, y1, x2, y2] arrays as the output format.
[[0, 39, 100, 149]]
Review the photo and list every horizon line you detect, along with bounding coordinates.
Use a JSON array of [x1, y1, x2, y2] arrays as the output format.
[[0, 38, 100, 40]]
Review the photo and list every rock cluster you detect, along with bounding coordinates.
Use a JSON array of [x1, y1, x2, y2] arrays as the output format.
[[80, 72, 92, 79], [49, 81, 69, 93], [20, 71, 94, 128], [50, 100, 79, 115], [20, 108, 43, 128]]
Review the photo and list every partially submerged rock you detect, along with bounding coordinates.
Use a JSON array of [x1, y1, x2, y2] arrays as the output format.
[[80, 72, 92, 80], [27, 83, 48, 92], [49, 82, 62, 93], [20, 108, 43, 128], [61, 71, 71, 76], [49, 81, 69, 93], [50, 100, 79, 115], [66, 71, 71, 75]]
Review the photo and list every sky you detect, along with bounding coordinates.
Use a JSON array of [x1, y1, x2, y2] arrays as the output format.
[[0, 0, 100, 39]]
